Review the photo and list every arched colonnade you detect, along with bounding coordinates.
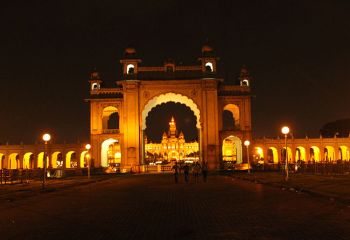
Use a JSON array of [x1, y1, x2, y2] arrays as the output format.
[[0, 144, 89, 170], [253, 137, 350, 164]]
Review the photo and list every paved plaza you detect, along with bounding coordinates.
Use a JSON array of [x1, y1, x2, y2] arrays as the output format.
[[1, 173, 350, 240]]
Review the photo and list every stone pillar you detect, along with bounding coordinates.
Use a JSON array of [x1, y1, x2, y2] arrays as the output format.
[[48, 151, 53, 168], [305, 147, 310, 163], [202, 79, 220, 170], [18, 154, 24, 169], [263, 147, 268, 164], [122, 80, 140, 168]]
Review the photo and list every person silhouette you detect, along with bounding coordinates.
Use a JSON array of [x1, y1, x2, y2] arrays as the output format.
[[183, 164, 190, 183], [172, 162, 179, 183]]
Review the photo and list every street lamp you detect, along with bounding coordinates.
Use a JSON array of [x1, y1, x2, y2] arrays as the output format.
[[42, 133, 51, 189], [244, 140, 251, 174], [85, 144, 91, 179], [281, 126, 290, 181]]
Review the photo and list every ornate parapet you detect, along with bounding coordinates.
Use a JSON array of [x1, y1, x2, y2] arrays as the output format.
[[218, 85, 251, 96]]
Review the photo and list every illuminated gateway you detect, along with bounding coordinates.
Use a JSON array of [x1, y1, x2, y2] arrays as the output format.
[[144, 117, 199, 162], [86, 45, 252, 170]]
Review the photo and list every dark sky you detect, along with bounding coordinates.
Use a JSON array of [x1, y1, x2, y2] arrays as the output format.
[[1, 0, 350, 144]]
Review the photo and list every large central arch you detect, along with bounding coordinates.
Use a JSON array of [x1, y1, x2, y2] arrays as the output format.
[[141, 92, 202, 164], [141, 92, 201, 130]]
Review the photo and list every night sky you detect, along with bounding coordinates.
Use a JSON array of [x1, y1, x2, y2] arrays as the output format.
[[1, 0, 350, 144]]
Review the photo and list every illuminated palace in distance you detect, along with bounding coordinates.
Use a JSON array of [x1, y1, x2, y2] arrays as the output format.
[[144, 117, 199, 162]]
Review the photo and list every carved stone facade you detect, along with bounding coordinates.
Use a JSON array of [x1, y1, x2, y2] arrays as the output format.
[[86, 45, 252, 170]]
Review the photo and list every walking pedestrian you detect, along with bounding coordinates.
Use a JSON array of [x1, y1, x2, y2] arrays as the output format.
[[193, 162, 201, 183], [183, 164, 190, 183], [202, 161, 208, 182], [172, 162, 179, 183]]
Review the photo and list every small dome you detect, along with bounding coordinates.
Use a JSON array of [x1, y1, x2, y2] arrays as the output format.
[[202, 44, 213, 53], [125, 47, 136, 54]]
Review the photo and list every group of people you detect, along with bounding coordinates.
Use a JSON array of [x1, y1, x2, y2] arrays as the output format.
[[171, 161, 208, 183]]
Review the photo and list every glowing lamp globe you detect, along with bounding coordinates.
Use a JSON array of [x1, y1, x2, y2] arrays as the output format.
[[42, 133, 51, 142], [281, 126, 290, 135], [85, 144, 91, 150], [244, 140, 250, 146]]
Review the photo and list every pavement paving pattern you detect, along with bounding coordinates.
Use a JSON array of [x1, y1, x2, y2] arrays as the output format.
[[0, 174, 350, 240]]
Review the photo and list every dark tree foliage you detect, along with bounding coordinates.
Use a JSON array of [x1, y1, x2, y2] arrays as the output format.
[[320, 119, 350, 138]]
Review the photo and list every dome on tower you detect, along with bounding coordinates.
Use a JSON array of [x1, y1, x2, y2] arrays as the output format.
[[125, 47, 136, 54], [202, 44, 213, 53], [201, 43, 216, 57], [123, 47, 138, 59]]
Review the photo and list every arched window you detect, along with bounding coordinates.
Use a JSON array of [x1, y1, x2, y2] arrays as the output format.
[[223, 104, 240, 129], [241, 79, 249, 86], [92, 83, 99, 90], [166, 66, 174, 72], [222, 110, 235, 130], [127, 64, 135, 75], [102, 106, 119, 130], [108, 112, 119, 129], [205, 62, 213, 72]]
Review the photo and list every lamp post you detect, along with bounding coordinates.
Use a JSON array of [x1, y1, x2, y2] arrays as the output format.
[[42, 133, 51, 189], [244, 140, 251, 174], [281, 126, 290, 181], [85, 144, 91, 179]]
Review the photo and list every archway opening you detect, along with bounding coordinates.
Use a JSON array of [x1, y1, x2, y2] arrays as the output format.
[[254, 147, 264, 163], [101, 138, 121, 167], [80, 151, 88, 168], [267, 147, 279, 163], [144, 102, 198, 164], [296, 147, 306, 163], [310, 146, 320, 162], [339, 146, 348, 161], [142, 93, 201, 165], [66, 151, 77, 168], [23, 152, 34, 169], [222, 136, 242, 164], [324, 146, 335, 162], [9, 153, 19, 169], [52, 152, 62, 168]]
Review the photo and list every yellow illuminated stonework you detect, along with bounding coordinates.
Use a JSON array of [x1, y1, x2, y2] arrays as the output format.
[[144, 117, 199, 162], [85, 45, 252, 170]]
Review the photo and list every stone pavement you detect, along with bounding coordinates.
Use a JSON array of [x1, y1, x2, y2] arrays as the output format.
[[231, 172, 350, 204], [1, 173, 350, 240], [0, 175, 113, 200]]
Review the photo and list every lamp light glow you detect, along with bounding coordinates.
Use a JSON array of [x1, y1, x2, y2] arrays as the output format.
[[281, 126, 290, 135], [42, 133, 51, 142]]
